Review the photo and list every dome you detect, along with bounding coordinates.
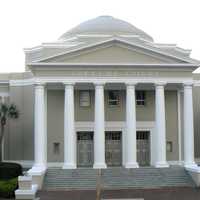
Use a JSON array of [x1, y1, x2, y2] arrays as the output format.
[[59, 16, 153, 41]]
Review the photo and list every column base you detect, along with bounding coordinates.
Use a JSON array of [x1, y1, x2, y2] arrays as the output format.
[[184, 161, 198, 169], [28, 164, 47, 175], [62, 163, 76, 169], [125, 162, 139, 168], [28, 164, 47, 190], [93, 163, 107, 169], [155, 161, 169, 168]]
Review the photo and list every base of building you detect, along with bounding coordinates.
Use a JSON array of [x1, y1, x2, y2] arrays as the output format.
[[62, 163, 77, 169], [125, 162, 139, 168], [93, 163, 107, 169], [155, 161, 169, 168], [28, 165, 47, 175]]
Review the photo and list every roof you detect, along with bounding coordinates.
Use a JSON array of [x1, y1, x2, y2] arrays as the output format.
[[59, 16, 153, 42]]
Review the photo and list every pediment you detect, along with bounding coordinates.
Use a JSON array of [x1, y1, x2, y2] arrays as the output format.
[[41, 41, 188, 64]]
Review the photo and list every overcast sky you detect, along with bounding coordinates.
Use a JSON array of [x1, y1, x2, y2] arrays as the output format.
[[0, 0, 200, 73]]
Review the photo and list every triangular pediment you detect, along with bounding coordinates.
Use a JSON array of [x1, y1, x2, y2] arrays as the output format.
[[40, 40, 188, 64]]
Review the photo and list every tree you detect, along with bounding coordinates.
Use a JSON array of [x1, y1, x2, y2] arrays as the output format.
[[0, 103, 19, 161]]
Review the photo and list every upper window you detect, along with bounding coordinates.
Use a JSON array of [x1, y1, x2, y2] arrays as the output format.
[[136, 91, 146, 106], [79, 91, 90, 107], [108, 90, 120, 106]]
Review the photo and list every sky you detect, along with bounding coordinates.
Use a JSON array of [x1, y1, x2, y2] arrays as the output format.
[[0, 0, 200, 73]]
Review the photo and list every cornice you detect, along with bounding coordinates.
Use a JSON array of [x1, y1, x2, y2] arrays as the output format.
[[25, 37, 199, 64], [27, 62, 199, 70]]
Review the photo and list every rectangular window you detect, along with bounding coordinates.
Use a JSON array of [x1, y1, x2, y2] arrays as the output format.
[[53, 142, 60, 155], [136, 91, 146, 106], [167, 141, 173, 152], [80, 91, 90, 107], [108, 90, 120, 106]]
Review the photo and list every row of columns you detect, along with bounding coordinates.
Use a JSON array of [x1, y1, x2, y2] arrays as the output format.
[[33, 81, 196, 170]]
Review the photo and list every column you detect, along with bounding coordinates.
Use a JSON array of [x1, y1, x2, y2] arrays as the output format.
[[93, 82, 107, 168], [183, 82, 197, 168], [155, 82, 169, 168], [63, 83, 76, 169], [32, 83, 47, 171], [125, 82, 139, 168]]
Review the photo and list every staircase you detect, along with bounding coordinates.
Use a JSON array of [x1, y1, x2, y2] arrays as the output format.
[[43, 166, 195, 190]]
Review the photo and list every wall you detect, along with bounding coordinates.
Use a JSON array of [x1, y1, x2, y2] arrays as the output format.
[[4, 85, 34, 161], [46, 89, 179, 162], [193, 86, 200, 159]]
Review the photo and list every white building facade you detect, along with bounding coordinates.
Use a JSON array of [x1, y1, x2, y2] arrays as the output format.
[[1, 16, 200, 178]]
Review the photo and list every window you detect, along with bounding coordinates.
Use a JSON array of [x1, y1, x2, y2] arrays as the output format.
[[53, 142, 60, 155], [136, 91, 146, 106], [108, 91, 120, 106], [167, 141, 173, 152], [79, 91, 90, 107]]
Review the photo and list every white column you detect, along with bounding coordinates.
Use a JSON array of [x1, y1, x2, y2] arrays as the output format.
[[63, 83, 76, 169], [183, 82, 197, 168], [177, 90, 183, 164], [155, 82, 169, 168], [93, 82, 107, 168], [125, 82, 139, 168], [32, 83, 47, 171]]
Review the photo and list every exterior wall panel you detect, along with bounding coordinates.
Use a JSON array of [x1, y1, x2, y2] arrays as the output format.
[[193, 86, 200, 159]]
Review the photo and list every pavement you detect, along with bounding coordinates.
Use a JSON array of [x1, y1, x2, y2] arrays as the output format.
[[37, 187, 200, 200]]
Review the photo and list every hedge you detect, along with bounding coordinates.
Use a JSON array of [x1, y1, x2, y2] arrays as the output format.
[[0, 162, 22, 180], [0, 178, 18, 198]]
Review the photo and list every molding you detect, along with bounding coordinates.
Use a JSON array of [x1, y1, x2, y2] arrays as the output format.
[[27, 62, 198, 68], [9, 79, 34, 86], [0, 81, 9, 85], [75, 121, 155, 130], [26, 37, 199, 64], [9, 76, 194, 86]]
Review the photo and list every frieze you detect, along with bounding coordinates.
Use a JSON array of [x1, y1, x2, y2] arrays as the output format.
[[64, 70, 160, 77]]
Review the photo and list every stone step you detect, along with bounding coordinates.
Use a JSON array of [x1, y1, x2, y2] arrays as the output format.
[[43, 166, 195, 190]]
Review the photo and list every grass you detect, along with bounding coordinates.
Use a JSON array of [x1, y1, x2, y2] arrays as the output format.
[[0, 178, 18, 198]]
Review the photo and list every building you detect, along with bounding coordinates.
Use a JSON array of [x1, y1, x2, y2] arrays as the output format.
[[1, 16, 200, 188]]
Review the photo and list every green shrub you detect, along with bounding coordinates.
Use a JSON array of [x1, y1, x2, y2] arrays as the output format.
[[0, 178, 18, 198], [0, 162, 22, 180]]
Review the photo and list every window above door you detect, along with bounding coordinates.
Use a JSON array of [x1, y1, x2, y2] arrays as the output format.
[[136, 91, 146, 106]]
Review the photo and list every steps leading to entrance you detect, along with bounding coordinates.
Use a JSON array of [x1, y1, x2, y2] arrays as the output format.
[[43, 167, 195, 190]]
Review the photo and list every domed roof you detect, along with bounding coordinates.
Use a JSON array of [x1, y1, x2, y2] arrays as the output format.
[[59, 16, 153, 41]]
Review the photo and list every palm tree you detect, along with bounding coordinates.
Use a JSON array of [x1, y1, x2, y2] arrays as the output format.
[[0, 103, 19, 161]]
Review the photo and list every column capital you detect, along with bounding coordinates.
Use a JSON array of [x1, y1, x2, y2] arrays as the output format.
[[62, 81, 75, 86], [183, 81, 193, 87], [154, 81, 167, 87], [125, 81, 138, 87], [93, 81, 105, 87], [34, 81, 46, 87]]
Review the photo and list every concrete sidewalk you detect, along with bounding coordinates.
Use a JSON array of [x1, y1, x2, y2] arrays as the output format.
[[38, 187, 200, 200]]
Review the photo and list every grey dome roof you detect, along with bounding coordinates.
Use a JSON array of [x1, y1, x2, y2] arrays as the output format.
[[59, 16, 153, 41]]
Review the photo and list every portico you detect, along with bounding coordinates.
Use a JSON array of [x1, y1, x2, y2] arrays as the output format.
[[32, 80, 196, 170]]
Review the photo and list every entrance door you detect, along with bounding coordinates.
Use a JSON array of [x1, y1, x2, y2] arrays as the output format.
[[105, 131, 122, 167], [137, 131, 150, 166], [77, 132, 94, 167]]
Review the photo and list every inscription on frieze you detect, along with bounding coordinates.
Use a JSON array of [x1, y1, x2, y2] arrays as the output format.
[[65, 70, 160, 77]]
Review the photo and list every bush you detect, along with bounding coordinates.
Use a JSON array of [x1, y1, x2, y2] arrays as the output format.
[[0, 178, 18, 198], [0, 162, 22, 180]]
